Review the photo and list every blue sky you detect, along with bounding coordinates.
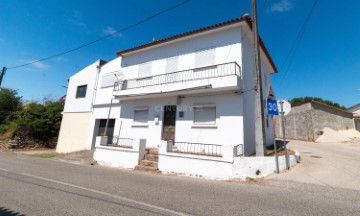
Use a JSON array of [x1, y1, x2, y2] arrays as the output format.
[[0, 0, 359, 107]]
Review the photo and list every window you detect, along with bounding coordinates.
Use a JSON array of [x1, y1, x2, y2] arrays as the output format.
[[193, 104, 216, 126], [138, 62, 152, 78], [133, 107, 149, 126], [101, 72, 122, 88], [195, 48, 215, 68], [76, 85, 87, 98], [165, 56, 178, 73]]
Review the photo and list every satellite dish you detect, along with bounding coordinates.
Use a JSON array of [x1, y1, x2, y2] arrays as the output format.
[[277, 99, 291, 116], [114, 72, 125, 84]]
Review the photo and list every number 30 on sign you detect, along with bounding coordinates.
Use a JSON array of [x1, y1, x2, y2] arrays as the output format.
[[266, 99, 279, 116]]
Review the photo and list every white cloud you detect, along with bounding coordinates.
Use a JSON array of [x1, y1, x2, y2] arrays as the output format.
[[271, 0, 294, 12], [103, 26, 122, 37], [55, 56, 68, 62], [25, 60, 50, 70], [68, 10, 86, 27]]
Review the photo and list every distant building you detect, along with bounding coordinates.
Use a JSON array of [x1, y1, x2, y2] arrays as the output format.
[[275, 100, 354, 141], [348, 103, 360, 131]]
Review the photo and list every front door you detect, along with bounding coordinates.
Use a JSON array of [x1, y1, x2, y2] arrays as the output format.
[[162, 105, 176, 141]]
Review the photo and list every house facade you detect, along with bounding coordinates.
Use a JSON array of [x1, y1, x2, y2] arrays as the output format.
[[348, 103, 360, 131], [56, 15, 287, 179]]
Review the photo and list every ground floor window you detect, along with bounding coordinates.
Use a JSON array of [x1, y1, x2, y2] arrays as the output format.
[[193, 104, 216, 125], [97, 119, 115, 137], [133, 107, 149, 126]]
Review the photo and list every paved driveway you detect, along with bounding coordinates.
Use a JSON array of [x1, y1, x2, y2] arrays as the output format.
[[267, 140, 360, 191]]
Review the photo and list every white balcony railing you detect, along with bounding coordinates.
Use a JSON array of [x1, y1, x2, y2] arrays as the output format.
[[113, 62, 241, 92]]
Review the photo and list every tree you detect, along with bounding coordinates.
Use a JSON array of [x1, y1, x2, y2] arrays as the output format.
[[0, 88, 22, 124], [289, 97, 346, 110]]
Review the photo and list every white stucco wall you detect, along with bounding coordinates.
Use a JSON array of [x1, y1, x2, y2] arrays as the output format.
[[117, 93, 244, 148], [120, 25, 243, 79], [240, 25, 276, 153], [64, 60, 103, 112]]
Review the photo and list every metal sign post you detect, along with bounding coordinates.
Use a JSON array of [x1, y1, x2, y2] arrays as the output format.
[[266, 98, 280, 174], [279, 101, 290, 169]]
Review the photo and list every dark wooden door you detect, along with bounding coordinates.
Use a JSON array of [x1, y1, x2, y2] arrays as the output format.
[[162, 105, 176, 141]]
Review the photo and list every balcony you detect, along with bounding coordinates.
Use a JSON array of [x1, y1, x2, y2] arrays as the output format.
[[113, 62, 242, 99]]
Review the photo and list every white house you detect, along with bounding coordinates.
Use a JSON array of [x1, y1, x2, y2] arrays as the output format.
[[348, 103, 360, 131], [56, 14, 295, 179]]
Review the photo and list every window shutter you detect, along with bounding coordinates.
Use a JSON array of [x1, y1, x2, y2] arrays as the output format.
[[134, 109, 149, 124], [166, 57, 178, 73], [101, 73, 118, 88], [195, 48, 215, 68], [194, 106, 216, 125], [138, 62, 152, 78]]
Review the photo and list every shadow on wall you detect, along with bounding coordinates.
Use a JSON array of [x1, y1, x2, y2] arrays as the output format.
[[0, 207, 25, 216]]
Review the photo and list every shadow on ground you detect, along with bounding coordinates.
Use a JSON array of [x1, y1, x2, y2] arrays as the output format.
[[0, 207, 25, 216]]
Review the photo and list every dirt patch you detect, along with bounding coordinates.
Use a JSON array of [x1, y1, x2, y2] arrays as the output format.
[[56, 150, 96, 165]]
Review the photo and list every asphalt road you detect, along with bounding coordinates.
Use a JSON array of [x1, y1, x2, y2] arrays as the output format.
[[268, 140, 360, 191], [0, 152, 359, 216]]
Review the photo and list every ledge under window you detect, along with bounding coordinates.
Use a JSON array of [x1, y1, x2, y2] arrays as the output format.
[[191, 125, 218, 128], [131, 124, 149, 128]]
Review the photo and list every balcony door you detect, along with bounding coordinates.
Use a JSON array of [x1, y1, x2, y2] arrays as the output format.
[[162, 105, 177, 141]]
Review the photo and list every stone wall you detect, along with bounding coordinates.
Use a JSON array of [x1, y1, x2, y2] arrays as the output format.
[[275, 101, 354, 141]]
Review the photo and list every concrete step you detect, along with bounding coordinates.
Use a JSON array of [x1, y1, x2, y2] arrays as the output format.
[[145, 154, 158, 162], [140, 160, 158, 167], [134, 165, 160, 173]]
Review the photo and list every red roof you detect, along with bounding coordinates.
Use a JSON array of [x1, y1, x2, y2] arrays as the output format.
[[116, 14, 277, 73]]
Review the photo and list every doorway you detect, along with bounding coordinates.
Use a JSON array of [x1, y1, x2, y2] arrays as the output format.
[[162, 105, 177, 141]]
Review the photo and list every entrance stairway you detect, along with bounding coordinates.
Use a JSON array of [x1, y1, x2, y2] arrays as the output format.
[[134, 148, 160, 173]]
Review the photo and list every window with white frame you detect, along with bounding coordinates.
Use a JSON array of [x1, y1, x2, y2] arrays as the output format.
[[138, 62, 152, 78], [133, 107, 149, 126], [193, 104, 216, 125]]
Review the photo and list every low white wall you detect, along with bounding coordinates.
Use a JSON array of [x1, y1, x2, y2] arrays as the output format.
[[93, 137, 146, 169], [158, 141, 236, 179], [232, 154, 299, 179], [158, 141, 299, 180]]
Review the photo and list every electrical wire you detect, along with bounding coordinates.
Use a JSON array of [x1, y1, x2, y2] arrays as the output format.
[[277, 0, 319, 87], [6, 0, 191, 70]]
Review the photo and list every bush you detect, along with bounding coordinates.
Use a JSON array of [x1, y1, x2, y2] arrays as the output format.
[[15, 100, 64, 146]]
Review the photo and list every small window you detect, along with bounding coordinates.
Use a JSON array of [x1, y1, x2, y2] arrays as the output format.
[[133, 107, 149, 126], [193, 104, 216, 125], [76, 85, 87, 98]]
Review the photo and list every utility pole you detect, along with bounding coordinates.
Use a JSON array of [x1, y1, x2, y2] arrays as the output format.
[[0, 67, 6, 88], [252, 0, 267, 156]]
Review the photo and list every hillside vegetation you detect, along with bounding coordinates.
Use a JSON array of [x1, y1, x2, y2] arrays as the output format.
[[0, 88, 64, 149]]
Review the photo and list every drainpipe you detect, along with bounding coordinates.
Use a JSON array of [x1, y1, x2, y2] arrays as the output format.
[[92, 63, 101, 113]]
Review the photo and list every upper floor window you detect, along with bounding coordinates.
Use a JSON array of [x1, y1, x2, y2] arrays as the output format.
[[195, 48, 215, 68], [138, 62, 152, 78], [76, 85, 87, 98], [166, 56, 178, 73]]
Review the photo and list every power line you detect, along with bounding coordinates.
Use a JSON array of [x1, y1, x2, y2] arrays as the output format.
[[278, 0, 319, 87], [7, 0, 191, 70]]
